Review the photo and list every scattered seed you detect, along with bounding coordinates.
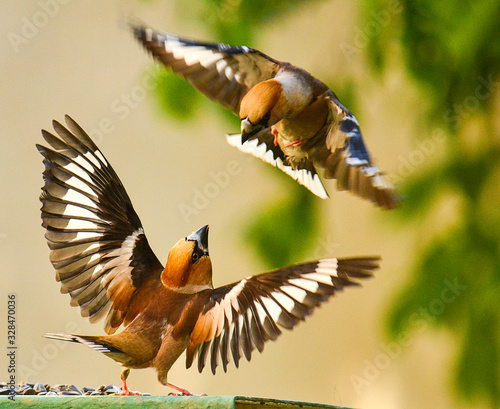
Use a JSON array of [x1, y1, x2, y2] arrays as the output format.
[[0, 381, 153, 396]]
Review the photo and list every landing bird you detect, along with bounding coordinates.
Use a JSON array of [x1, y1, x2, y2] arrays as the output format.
[[133, 25, 399, 209], [38, 116, 380, 395]]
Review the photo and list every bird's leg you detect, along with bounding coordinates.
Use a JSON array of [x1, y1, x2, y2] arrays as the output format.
[[120, 368, 142, 396], [167, 382, 207, 396], [283, 139, 306, 148], [271, 126, 279, 146]]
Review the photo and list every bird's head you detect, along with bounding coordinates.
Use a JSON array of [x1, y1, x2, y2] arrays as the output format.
[[239, 80, 287, 142], [161, 225, 213, 293]]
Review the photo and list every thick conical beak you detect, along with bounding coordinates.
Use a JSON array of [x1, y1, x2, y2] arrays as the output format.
[[241, 117, 263, 143], [187, 225, 209, 255]]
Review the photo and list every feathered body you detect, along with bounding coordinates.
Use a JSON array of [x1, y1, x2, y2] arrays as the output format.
[[133, 25, 399, 208], [38, 116, 379, 393]]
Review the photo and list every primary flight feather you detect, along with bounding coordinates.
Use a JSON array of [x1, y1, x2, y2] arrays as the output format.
[[133, 25, 399, 209], [38, 116, 380, 394]]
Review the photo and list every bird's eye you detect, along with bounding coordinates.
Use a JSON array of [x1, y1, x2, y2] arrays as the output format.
[[191, 252, 200, 262]]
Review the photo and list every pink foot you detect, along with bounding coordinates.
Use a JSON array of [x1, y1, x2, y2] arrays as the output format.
[[167, 382, 207, 396], [121, 379, 142, 395], [283, 139, 306, 148], [271, 126, 279, 146]]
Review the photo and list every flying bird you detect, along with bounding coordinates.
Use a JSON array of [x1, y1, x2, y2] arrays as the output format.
[[37, 116, 380, 395], [132, 25, 399, 209]]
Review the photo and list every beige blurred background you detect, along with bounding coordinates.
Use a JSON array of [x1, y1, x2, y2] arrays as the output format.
[[0, 1, 454, 408]]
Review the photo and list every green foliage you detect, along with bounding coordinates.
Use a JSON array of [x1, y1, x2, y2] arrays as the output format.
[[152, 70, 202, 120], [155, 0, 325, 131], [243, 177, 321, 269], [364, 0, 500, 406], [366, 0, 500, 130], [200, 0, 323, 43], [147, 0, 326, 269], [386, 233, 468, 337], [457, 306, 500, 406]]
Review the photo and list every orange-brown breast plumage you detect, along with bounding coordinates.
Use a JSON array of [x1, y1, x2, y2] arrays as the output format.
[[39, 116, 381, 395]]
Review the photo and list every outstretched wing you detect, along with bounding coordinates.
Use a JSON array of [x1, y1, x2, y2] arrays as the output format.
[[186, 257, 379, 374], [37, 115, 164, 334], [310, 94, 399, 209], [226, 130, 329, 199], [132, 25, 281, 114]]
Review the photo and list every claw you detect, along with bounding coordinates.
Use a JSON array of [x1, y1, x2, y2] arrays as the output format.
[[120, 379, 142, 395], [283, 139, 306, 148], [120, 368, 142, 395], [167, 382, 206, 396]]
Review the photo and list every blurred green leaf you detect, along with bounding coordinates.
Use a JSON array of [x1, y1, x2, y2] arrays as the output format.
[[243, 181, 321, 269], [364, 0, 500, 406], [456, 306, 500, 407], [386, 230, 469, 336], [152, 70, 202, 121], [442, 146, 500, 204], [214, 103, 241, 129], [388, 164, 443, 222], [166, 0, 327, 269]]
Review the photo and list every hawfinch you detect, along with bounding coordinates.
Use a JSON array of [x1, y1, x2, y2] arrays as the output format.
[[38, 116, 380, 395], [133, 25, 399, 209]]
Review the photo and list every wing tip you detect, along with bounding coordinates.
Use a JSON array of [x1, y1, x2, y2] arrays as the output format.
[[130, 21, 147, 42]]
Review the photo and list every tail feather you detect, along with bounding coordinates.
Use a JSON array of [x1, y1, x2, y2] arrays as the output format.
[[44, 333, 122, 355], [44, 333, 79, 343]]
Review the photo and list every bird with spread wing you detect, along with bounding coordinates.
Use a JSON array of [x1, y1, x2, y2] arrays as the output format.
[[133, 25, 399, 209], [38, 116, 380, 395]]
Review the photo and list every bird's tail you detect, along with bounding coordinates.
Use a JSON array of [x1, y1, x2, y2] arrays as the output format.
[[44, 333, 126, 363], [45, 333, 112, 352], [44, 333, 80, 343]]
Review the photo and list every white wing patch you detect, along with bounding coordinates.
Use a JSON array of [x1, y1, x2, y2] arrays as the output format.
[[188, 256, 379, 374], [62, 204, 97, 219], [280, 285, 308, 304], [271, 291, 295, 312], [61, 189, 97, 209], [155, 32, 236, 79], [226, 133, 329, 199], [64, 162, 94, 184], [260, 296, 282, 322], [65, 176, 96, 196], [289, 277, 320, 293]]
